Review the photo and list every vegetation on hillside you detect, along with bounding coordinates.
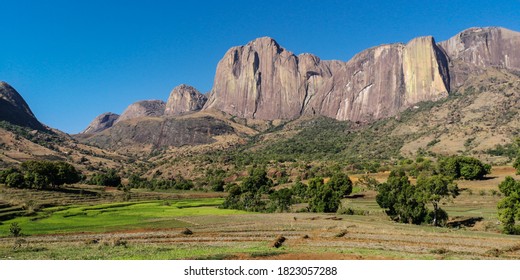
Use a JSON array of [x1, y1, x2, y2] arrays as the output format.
[[0, 160, 82, 189]]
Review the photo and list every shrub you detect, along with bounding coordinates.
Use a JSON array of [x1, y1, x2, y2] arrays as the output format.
[[9, 222, 22, 237]]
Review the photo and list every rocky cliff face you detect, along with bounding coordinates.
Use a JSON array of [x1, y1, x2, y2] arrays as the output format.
[[0, 81, 45, 130], [81, 112, 119, 134], [204, 35, 451, 122], [164, 84, 207, 116], [115, 100, 166, 124], [439, 27, 520, 88], [204, 37, 304, 120]]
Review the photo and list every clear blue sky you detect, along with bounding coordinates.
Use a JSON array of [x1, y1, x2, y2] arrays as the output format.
[[1, 0, 519, 133]]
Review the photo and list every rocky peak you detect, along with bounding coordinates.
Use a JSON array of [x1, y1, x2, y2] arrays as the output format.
[[439, 27, 520, 70], [115, 100, 166, 124], [0, 81, 45, 130], [438, 27, 520, 88], [164, 84, 207, 116], [204, 33, 451, 123], [81, 112, 119, 134]]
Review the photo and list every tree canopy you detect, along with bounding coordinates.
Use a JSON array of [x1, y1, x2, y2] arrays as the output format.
[[497, 176, 520, 234], [0, 161, 82, 189], [376, 170, 458, 225], [438, 156, 491, 180]]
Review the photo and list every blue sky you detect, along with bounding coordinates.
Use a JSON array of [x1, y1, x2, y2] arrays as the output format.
[[1, 0, 519, 133]]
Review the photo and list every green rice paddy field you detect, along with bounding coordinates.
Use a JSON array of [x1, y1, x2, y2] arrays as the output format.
[[1, 167, 520, 260]]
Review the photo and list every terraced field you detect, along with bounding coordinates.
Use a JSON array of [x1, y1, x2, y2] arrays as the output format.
[[0, 167, 519, 260]]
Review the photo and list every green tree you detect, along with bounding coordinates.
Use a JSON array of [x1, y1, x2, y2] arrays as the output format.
[[326, 172, 353, 197], [309, 184, 341, 213], [89, 169, 121, 187], [5, 172, 25, 188], [241, 168, 273, 194], [497, 176, 520, 234], [0, 168, 20, 184], [306, 177, 324, 200], [269, 188, 294, 212], [20, 161, 82, 189], [376, 170, 428, 224], [438, 156, 491, 180], [513, 157, 520, 175], [291, 181, 308, 199], [221, 168, 273, 212], [416, 175, 459, 226]]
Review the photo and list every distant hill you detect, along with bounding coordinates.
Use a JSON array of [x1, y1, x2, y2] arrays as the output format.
[[0, 81, 45, 131]]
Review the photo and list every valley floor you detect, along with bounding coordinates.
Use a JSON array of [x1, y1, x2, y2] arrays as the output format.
[[0, 167, 519, 260]]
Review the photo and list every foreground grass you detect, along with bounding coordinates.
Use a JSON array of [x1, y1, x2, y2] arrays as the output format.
[[0, 198, 246, 236]]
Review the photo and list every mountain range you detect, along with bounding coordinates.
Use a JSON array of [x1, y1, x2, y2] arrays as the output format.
[[1, 26, 519, 178]]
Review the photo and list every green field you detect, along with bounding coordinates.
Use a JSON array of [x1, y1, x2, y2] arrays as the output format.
[[0, 198, 246, 236]]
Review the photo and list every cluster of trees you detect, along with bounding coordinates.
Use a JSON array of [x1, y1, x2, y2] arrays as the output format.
[[127, 174, 194, 191], [87, 169, 122, 187], [0, 160, 82, 189], [438, 156, 491, 180], [221, 168, 273, 212], [376, 170, 459, 226], [221, 168, 353, 213]]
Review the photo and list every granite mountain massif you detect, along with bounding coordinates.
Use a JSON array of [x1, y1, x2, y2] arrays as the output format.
[[81, 27, 519, 138], [1, 27, 519, 155]]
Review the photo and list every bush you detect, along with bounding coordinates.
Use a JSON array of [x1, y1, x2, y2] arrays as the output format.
[[9, 222, 22, 237]]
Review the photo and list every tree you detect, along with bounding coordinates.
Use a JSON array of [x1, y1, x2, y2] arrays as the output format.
[[291, 181, 308, 199], [416, 175, 459, 226], [0, 168, 20, 184], [19, 161, 82, 189], [89, 169, 121, 187], [326, 172, 353, 197], [241, 168, 273, 194], [497, 176, 520, 234], [309, 184, 341, 213], [306, 177, 324, 200], [513, 157, 520, 175], [376, 170, 428, 224], [221, 168, 273, 212], [269, 188, 294, 212], [438, 156, 491, 180], [5, 172, 25, 188]]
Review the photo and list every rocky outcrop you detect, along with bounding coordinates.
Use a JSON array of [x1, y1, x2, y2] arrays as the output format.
[[204, 37, 304, 120], [204, 35, 450, 122], [164, 84, 207, 116], [115, 100, 166, 124], [83, 116, 235, 149], [439, 27, 520, 88], [0, 81, 45, 130], [81, 112, 119, 134]]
